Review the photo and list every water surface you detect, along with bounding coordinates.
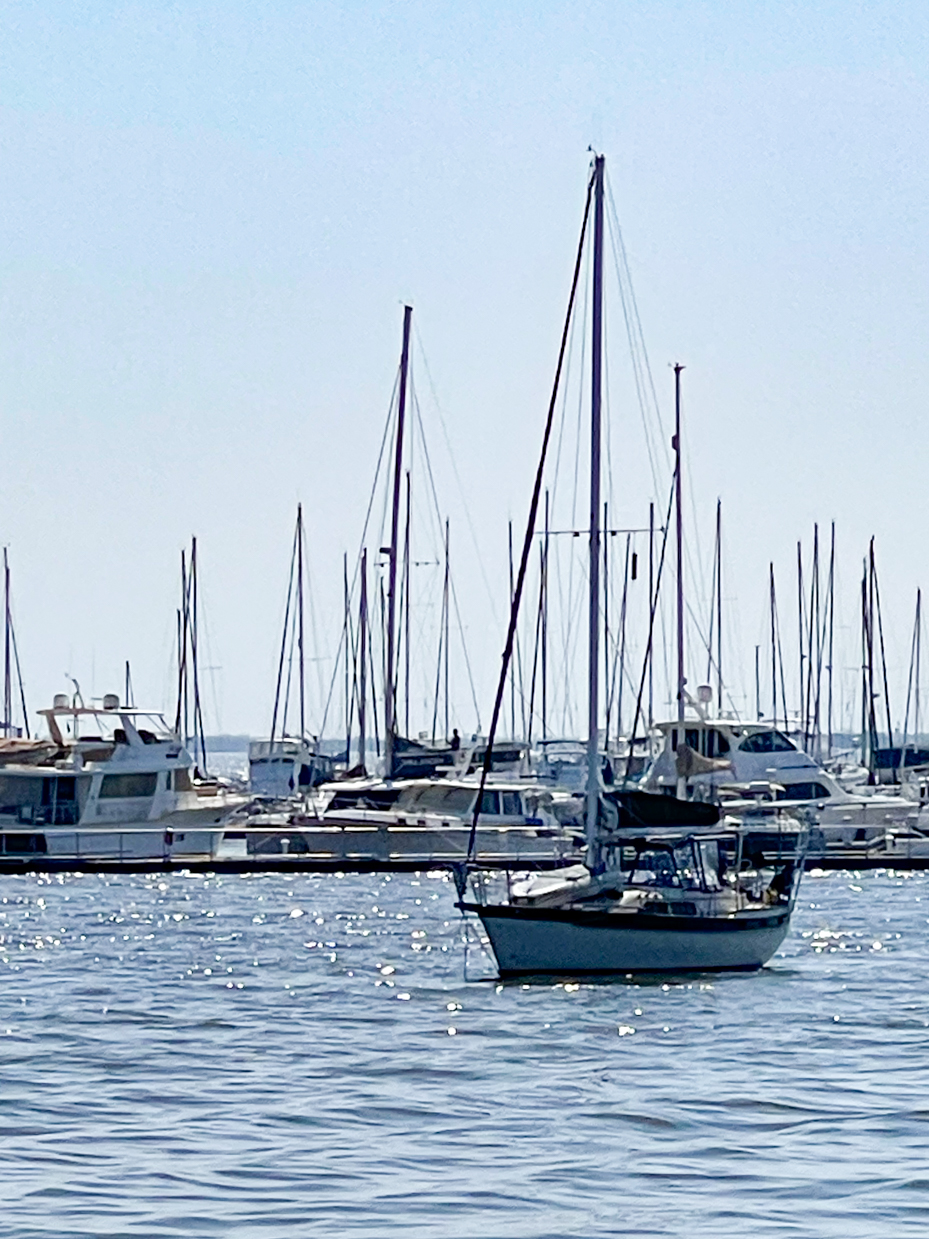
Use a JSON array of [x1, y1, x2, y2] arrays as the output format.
[[1, 868, 927, 1237]]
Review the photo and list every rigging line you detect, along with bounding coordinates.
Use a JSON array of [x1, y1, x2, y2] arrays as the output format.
[[449, 575, 482, 732], [9, 617, 28, 739], [269, 522, 298, 746], [315, 368, 401, 748], [604, 173, 669, 485], [410, 380, 482, 730], [280, 577, 300, 740], [411, 321, 501, 628], [604, 218, 661, 494], [624, 478, 676, 779], [871, 544, 894, 746], [605, 172, 669, 453], [299, 515, 326, 729], [706, 517, 718, 684], [465, 164, 595, 865], [2, 568, 28, 737], [526, 546, 545, 744], [548, 224, 588, 512], [550, 237, 590, 711], [345, 588, 359, 762], [551, 242, 592, 736], [606, 534, 630, 734]]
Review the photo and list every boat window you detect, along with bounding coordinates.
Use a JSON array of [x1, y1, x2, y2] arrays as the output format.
[[685, 729, 700, 751], [698, 840, 723, 890], [479, 790, 500, 815], [670, 730, 678, 751], [631, 849, 678, 887], [672, 841, 700, 889], [438, 787, 476, 815], [777, 782, 830, 801], [173, 768, 193, 792], [99, 773, 158, 799], [706, 729, 730, 757], [501, 792, 521, 816], [0, 776, 41, 815], [739, 730, 792, 753], [412, 786, 475, 815]]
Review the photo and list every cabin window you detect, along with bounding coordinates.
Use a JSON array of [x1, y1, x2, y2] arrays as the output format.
[[501, 792, 521, 816], [706, 729, 730, 757], [99, 773, 158, 799], [685, 729, 700, 751], [739, 730, 795, 754], [670, 730, 678, 751], [777, 782, 829, 801], [42, 776, 76, 804], [479, 790, 500, 815], [173, 769, 193, 792]]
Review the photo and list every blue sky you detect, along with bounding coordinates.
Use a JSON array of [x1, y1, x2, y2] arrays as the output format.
[[2, 2, 928, 736]]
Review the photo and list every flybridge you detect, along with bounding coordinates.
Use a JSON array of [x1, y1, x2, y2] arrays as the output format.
[[37, 697, 177, 750]]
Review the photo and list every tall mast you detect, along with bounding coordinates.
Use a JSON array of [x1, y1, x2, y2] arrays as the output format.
[[444, 519, 450, 742], [177, 550, 189, 743], [359, 548, 368, 771], [603, 501, 609, 740], [802, 537, 807, 738], [384, 304, 412, 779], [755, 645, 761, 720], [716, 498, 722, 714], [673, 362, 685, 798], [343, 553, 351, 764], [586, 152, 604, 857], [3, 549, 10, 734], [190, 537, 207, 775], [917, 588, 922, 743], [297, 504, 305, 739], [542, 489, 549, 739], [648, 500, 654, 740], [403, 471, 411, 737], [770, 563, 778, 728], [508, 520, 516, 738], [827, 522, 835, 759]]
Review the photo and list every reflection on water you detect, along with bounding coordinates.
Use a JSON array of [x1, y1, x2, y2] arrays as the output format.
[[1, 869, 928, 1237]]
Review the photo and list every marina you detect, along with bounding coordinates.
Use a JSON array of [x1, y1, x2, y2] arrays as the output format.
[[4, 3, 929, 1230]]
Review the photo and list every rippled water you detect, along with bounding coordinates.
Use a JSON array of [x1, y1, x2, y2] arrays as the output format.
[[2, 868, 928, 1237]]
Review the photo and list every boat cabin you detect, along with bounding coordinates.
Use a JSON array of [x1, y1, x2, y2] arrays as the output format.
[[647, 718, 822, 791]]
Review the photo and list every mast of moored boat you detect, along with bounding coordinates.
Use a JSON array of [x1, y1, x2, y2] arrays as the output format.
[[297, 503, 305, 741], [648, 500, 654, 744], [384, 305, 412, 781], [716, 498, 723, 715], [673, 362, 685, 798], [359, 548, 368, 772], [586, 153, 604, 863], [3, 549, 10, 735]]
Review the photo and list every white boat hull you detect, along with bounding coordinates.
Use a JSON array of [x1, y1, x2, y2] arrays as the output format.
[[466, 904, 791, 976]]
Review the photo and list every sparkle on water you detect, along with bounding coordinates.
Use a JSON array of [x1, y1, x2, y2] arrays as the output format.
[[1, 868, 926, 1237]]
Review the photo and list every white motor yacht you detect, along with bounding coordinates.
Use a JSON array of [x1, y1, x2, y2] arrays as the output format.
[[645, 715, 915, 845], [246, 776, 583, 865], [0, 695, 247, 863], [248, 736, 333, 797]]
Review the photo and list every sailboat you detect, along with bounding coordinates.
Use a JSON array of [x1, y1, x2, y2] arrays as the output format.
[[248, 504, 333, 797], [458, 154, 807, 976]]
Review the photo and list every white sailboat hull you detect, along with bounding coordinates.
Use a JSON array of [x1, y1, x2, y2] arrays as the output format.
[[467, 904, 791, 976]]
